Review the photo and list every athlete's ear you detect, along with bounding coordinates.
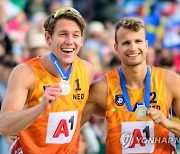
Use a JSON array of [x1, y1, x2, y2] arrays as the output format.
[[81, 34, 85, 43], [80, 34, 85, 47], [114, 43, 118, 54], [45, 31, 51, 46]]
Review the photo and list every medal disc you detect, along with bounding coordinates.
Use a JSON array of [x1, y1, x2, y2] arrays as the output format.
[[59, 80, 71, 95], [135, 105, 147, 120]]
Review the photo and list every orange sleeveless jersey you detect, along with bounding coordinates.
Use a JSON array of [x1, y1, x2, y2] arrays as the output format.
[[105, 66, 177, 154], [11, 56, 89, 154]]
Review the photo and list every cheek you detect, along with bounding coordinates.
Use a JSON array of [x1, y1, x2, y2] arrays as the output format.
[[79, 36, 84, 45], [115, 46, 123, 56], [116, 51, 122, 60], [76, 40, 83, 48]]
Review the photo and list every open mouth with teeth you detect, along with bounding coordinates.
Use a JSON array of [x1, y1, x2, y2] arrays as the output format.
[[127, 53, 140, 57], [62, 48, 74, 53]]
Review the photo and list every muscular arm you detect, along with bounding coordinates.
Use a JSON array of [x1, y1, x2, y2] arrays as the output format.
[[166, 70, 180, 137], [0, 64, 61, 135], [147, 70, 180, 137], [81, 76, 107, 127]]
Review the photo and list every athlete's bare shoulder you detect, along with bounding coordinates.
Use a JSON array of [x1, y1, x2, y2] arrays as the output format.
[[164, 69, 180, 91], [82, 59, 95, 85], [8, 62, 35, 91], [164, 69, 180, 107], [1, 63, 35, 113]]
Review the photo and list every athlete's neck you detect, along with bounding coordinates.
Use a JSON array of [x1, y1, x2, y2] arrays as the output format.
[[121, 64, 147, 89], [41, 55, 72, 78]]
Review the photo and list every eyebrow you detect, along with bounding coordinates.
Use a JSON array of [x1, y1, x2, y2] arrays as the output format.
[[58, 30, 81, 33]]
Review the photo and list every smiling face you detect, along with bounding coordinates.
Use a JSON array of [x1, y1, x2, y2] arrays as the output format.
[[114, 27, 148, 67], [45, 18, 84, 68]]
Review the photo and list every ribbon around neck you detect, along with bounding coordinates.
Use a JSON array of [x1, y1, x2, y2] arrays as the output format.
[[50, 53, 72, 80], [119, 66, 151, 112]]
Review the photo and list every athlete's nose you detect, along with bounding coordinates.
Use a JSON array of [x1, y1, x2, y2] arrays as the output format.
[[65, 35, 73, 45], [129, 42, 137, 51]]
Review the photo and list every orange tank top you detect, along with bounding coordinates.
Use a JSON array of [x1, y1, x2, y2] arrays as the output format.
[[11, 56, 89, 154], [105, 66, 177, 154]]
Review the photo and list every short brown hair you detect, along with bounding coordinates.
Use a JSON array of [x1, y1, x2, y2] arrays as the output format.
[[44, 7, 86, 36], [115, 17, 145, 44]]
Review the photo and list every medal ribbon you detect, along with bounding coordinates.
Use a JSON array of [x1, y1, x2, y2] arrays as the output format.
[[119, 66, 151, 112], [50, 53, 72, 80]]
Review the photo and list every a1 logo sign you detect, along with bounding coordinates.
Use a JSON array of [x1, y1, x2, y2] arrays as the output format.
[[46, 111, 78, 144], [121, 121, 154, 153]]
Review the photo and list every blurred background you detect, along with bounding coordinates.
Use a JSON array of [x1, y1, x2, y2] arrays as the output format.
[[0, 0, 179, 153]]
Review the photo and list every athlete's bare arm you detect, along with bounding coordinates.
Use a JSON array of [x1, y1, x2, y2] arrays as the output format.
[[81, 76, 107, 127], [0, 63, 61, 136], [147, 69, 180, 137]]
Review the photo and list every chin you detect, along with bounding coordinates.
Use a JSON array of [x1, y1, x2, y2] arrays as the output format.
[[66, 60, 74, 65], [126, 61, 143, 66], [63, 56, 74, 63]]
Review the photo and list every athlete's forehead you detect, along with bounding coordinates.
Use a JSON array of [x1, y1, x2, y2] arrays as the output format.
[[116, 27, 146, 43]]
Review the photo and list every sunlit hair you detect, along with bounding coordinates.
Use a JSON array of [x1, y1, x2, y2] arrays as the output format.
[[115, 17, 145, 44], [44, 7, 86, 36]]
